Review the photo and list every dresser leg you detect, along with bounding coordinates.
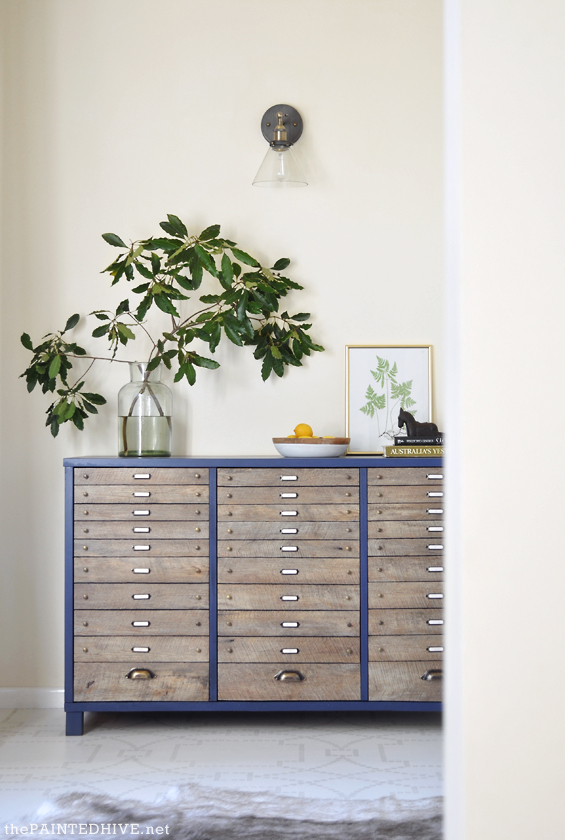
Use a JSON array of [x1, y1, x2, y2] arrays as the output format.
[[66, 711, 84, 736]]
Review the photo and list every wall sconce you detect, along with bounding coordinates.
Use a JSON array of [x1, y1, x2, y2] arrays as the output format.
[[252, 104, 307, 188]]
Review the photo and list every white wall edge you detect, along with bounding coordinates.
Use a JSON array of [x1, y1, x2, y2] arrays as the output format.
[[0, 688, 64, 709]]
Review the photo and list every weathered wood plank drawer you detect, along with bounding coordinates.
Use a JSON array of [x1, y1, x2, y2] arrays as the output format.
[[77, 521, 209, 539], [369, 662, 442, 702], [368, 521, 444, 539], [218, 486, 359, 505], [368, 636, 443, 662], [76, 485, 208, 504], [74, 663, 209, 702], [75, 610, 208, 635], [217, 521, 359, 540], [368, 557, 443, 582], [217, 584, 359, 611], [76, 503, 208, 521], [218, 468, 359, 486], [368, 504, 443, 521], [75, 468, 208, 485], [74, 583, 208, 610], [217, 539, 359, 559], [368, 538, 443, 557], [368, 468, 444, 486], [369, 608, 443, 635], [369, 582, 443, 609], [368, 486, 444, 504], [217, 663, 360, 701], [218, 636, 360, 663], [218, 558, 359, 585], [75, 636, 209, 662], [74, 557, 209, 584], [218, 504, 359, 522], [217, 610, 359, 637], [75, 539, 208, 557]]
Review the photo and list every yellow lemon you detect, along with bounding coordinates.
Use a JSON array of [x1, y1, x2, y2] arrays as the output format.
[[287, 434, 297, 438], [294, 423, 313, 437]]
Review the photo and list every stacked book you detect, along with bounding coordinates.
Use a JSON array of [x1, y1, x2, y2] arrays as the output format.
[[384, 435, 444, 458]]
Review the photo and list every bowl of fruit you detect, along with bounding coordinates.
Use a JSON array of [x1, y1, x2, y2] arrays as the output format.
[[273, 424, 350, 458]]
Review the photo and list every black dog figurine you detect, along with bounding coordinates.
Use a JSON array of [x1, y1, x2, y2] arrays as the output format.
[[398, 407, 440, 438]]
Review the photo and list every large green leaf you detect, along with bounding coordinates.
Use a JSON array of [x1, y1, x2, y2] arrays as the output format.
[[48, 356, 61, 378], [272, 258, 290, 271], [102, 232, 127, 248], [20, 333, 34, 351], [63, 314, 80, 333], [230, 247, 259, 267], [200, 224, 220, 241]]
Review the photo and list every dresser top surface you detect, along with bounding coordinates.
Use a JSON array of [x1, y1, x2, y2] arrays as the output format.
[[64, 456, 443, 468]]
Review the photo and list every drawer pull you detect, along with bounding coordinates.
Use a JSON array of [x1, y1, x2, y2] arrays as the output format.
[[427, 492, 444, 497], [275, 670, 304, 682], [281, 511, 298, 516], [133, 545, 150, 551], [281, 528, 298, 534], [126, 668, 155, 680], [133, 568, 150, 574], [281, 595, 299, 601], [133, 510, 150, 516], [281, 546, 298, 552], [133, 527, 150, 533], [133, 473, 151, 479], [281, 475, 298, 481], [132, 594, 150, 600], [427, 646, 444, 653], [133, 491, 150, 497], [421, 669, 443, 681], [132, 621, 150, 627], [280, 493, 298, 498], [427, 593, 443, 599], [281, 569, 298, 575], [428, 526, 444, 532], [427, 474, 443, 480], [281, 621, 299, 628], [132, 646, 150, 653], [427, 544, 444, 550], [427, 508, 444, 514], [427, 566, 444, 573], [281, 648, 299, 654], [428, 619, 444, 625]]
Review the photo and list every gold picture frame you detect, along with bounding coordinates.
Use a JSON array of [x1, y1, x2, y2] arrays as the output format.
[[345, 345, 433, 454]]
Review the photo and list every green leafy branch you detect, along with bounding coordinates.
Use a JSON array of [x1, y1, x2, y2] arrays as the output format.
[[20, 214, 324, 437]]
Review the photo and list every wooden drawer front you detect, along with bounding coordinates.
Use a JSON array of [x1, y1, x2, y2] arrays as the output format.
[[368, 521, 443, 539], [369, 608, 443, 635], [218, 637, 359, 663], [74, 662, 209, 702], [76, 503, 207, 521], [368, 662, 442, 702], [75, 468, 208, 485], [75, 539, 208, 557], [76, 485, 208, 504], [75, 583, 208, 610], [217, 663, 360, 701], [368, 538, 443, 557], [218, 504, 359, 522], [77, 521, 208, 539], [218, 468, 359, 487], [368, 504, 443, 521], [218, 540, 358, 559], [369, 582, 443, 609], [217, 584, 359, 611], [218, 558, 359, 585], [217, 521, 358, 540], [75, 609, 208, 635], [368, 468, 444, 486], [369, 636, 443, 662], [218, 610, 359, 637], [368, 558, 443, 582], [75, 636, 209, 662], [75, 557, 208, 584], [368, 486, 444, 505], [219, 486, 359, 505]]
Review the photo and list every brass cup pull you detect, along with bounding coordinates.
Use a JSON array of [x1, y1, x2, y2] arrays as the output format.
[[421, 669, 443, 682], [275, 670, 305, 682], [126, 668, 155, 680]]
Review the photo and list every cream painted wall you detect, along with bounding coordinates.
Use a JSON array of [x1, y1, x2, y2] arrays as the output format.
[[444, 1, 565, 838], [0, 1, 443, 687]]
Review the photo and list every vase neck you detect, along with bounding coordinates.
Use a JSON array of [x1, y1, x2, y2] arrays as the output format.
[[129, 362, 161, 383]]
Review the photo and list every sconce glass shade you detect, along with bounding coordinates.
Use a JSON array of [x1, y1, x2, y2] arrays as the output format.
[[252, 145, 308, 188]]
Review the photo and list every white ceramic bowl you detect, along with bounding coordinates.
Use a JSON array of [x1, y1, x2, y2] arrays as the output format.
[[273, 441, 349, 458]]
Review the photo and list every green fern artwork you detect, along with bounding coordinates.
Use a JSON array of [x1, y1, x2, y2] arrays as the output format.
[[360, 356, 417, 442]]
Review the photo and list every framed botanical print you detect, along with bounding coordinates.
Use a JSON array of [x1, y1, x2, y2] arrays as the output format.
[[345, 345, 433, 454]]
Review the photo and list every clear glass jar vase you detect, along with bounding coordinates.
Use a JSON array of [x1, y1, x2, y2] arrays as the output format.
[[118, 362, 172, 457]]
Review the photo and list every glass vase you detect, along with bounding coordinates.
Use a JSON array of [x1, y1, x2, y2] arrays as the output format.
[[118, 362, 172, 457]]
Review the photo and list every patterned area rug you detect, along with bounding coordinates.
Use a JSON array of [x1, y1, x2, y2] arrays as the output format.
[[15, 784, 442, 839]]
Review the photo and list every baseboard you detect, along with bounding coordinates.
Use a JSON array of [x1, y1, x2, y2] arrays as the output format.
[[0, 688, 64, 709]]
